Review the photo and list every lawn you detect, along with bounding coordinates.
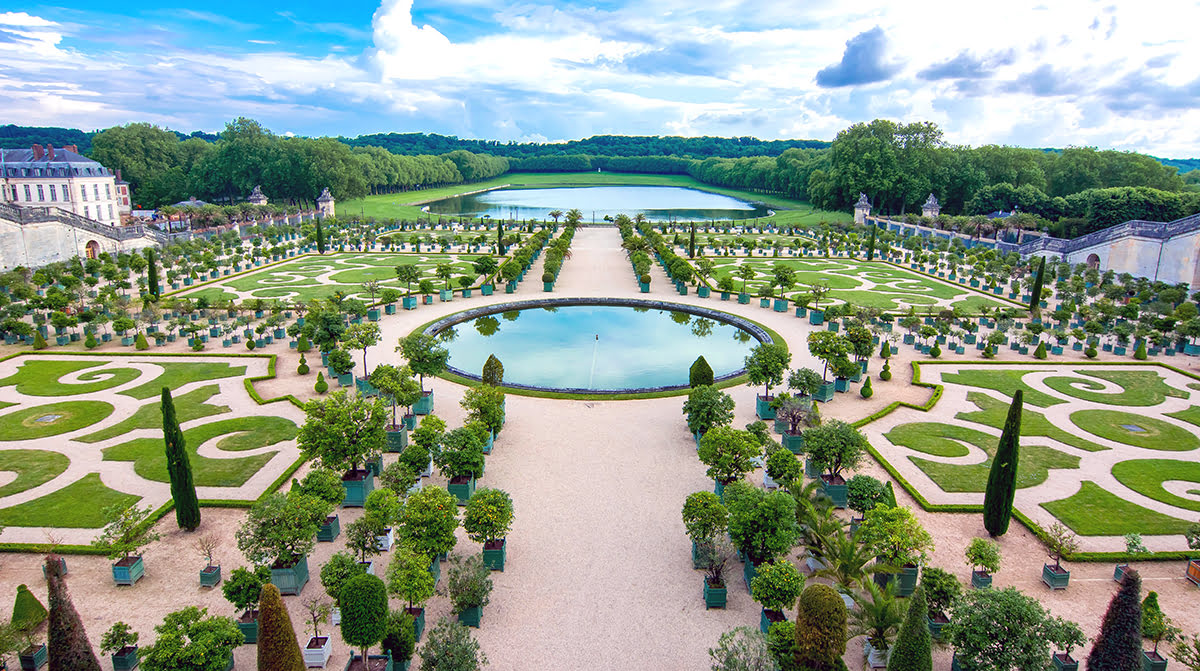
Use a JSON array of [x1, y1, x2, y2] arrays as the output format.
[[1111, 459, 1200, 513], [1068, 409, 1199, 451], [0, 401, 114, 441], [0, 450, 70, 498], [955, 392, 1107, 452], [78, 385, 229, 443], [939, 368, 1064, 407], [1040, 481, 1196, 536], [0, 473, 141, 529], [0, 360, 141, 396], [1042, 369, 1188, 406]]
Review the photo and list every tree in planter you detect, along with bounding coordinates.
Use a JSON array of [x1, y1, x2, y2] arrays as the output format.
[[340, 574, 389, 669], [326, 347, 356, 379], [381, 610, 416, 668], [399, 486, 459, 559], [946, 587, 1083, 671], [235, 492, 326, 570], [918, 567, 960, 628], [983, 390, 1022, 537], [419, 618, 488, 671], [709, 627, 774, 671], [298, 390, 387, 473], [850, 580, 905, 662], [222, 565, 271, 623], [460, 384, 506, 437], [138, 607, 243, 671], [802, 420, 868, 481], [765, 448, 803, 490], [387, 546, 436, 612], [98, 623, 138, 666], [398, 333, 449, 393], [345, 518, 385, 566], [724, 481, 800, 567], [751, 560, 805, 616], [161, 388, 200, 532], [444, 553, 493, 620], [773, 393, 817, 438], [886, 586, 931, 671], [463, 488, 514, 550], [682, 491, 728, 563], [698, 426, 761, 488], [320, 552, 367, 609], [682, 385, 736, 437], [434, 425, 486, 482], [44, 555, 101, 671], [481, 355, 504, 386], [807, 331, 853, 382], [690, 356, 714, 388], [793, 583, 847, 671], [788, 367, 824, 400], [744, 342, 791, 402], [92, 503, 161, 563], [1141, 592, 1181, 659], [257, 584, 304, 671], [856, 504, 934, 574], [363, 488, 401, 540], [964, 537, 1001, 584], [846, 475, 886, 520], [301, 596, 333, 649], [291, 468, 347, 513], [1045, 521, 1079, 573]]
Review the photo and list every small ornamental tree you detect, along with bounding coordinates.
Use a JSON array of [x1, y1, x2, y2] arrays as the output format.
[[381, 610, 415, 668], [340, 574, 389, 667], [887, 586, 931, 671], [690, 356, 715, 387], [369, 364, 421, 429], [235, 492, 326, 568], [765, 448, 802, 489], [99, 622, 138, 659], [445, 553, 493, 616], [460, 385, 506, 436], [774, 393, 816, 436], [44, 555, 102, 671], [162, 388, 200, 532], [919, 568, 960, 621], [802, 420, 868, 481], [398, 333, 449, 393], [291, 468, 346, 511], [386, 547, 436, 610], [398, 486, 459, 559], [946, 587, 1084, 671], [222, 565, 271, 617], [681, 491, 728, 548], [256, 584, 304, 671], [92, 503, 161, 560], [965, 537, 1001, 577], [698, 426, 761, 486], [983, 390, 1022, 537], [434, 426, 485, 481], [462, 488, 514, 546], [724, 481, 800, 566], [750, 560, 805, 614], [320, 552, 367, 607], [709, 627, 774, 671], [297, 390, 387, 473], [138, 607, 243, 671], [419, 618, 488, 671], [682, 385, 736, 436], [1046, 521, 1079, 571], [744, 342, 791, 400], [857, 504, 935, 570], [794, 584, 847, 671], [481, 355, 504, 386], [1088, 569, 1143, 670], [807, 331, 853, 382], [846, 475, 886, 516]]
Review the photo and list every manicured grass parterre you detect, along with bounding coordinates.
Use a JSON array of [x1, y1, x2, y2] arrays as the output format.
[[1042, 369, 1188, 406], [1111, 459, 1200, 513], [0, 401, 114, 441], [78, 385, 229, 443], [0, 474, 141, 529], [119, 362, 246, 399], [1068, 410, 1199, 451], [0, 360, 142, 396], [955, 392, 1106, 452], [940, 368, 1064, 407], [1040, 481, 1195, 536], [0, 450, 70, 498]]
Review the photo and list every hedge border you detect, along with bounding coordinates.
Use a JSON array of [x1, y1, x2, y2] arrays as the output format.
[[0, 350, 308, 554], [854, 359, 1200, 562]]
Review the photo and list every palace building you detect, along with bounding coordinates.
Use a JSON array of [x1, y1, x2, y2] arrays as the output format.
[[0, 144, 131, 223]]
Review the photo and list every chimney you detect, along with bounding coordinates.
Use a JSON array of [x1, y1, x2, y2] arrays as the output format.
[[116, 169, 122, 182], [31, 144, 43, 160], [63, 144, 77, 154], [46, 144, 55, 160]]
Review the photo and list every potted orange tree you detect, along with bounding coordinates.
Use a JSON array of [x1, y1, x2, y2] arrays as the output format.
[[463, 488, 514, 571], [92, 503, 160, 586]]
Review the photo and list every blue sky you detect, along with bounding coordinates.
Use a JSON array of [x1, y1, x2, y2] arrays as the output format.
[[3, 0, 1200, 155]]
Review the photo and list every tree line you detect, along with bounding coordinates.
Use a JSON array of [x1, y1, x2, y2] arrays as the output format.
[[341, 132, 828, 159]]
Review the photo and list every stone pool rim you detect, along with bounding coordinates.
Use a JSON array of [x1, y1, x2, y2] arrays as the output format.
[[422, 297, 773, 395]]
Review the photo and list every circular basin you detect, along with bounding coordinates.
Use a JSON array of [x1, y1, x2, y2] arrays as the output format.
[[425, 185, 770, 222], [425, 299, 768, 393]]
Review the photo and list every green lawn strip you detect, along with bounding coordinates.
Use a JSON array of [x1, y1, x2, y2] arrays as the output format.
[[0, 360, 142, 396], [0, 401, 12, 411], [1040, 481, 1195, 536], [826, 291, 938, 310], [0, 473, 141, 528], [950, 295, 1010, 312], [0, 450, 70, 497], [102, 416, 296, 486], [185, 287, 240, 302], [955, 392, 1107, 452], [1068, 409, 1199, 451], [0, 401, 114, 441], [77, 385, 229, 444], [1042, 369, 1188, 406], [887, 421, 1079, 492], [119, 362, 246, 400], [1111, 459, 1200, 513], [1167, 405, 1200, 427], [940, 368, 1064, 407]]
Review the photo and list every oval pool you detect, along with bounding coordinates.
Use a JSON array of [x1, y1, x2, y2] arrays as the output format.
[[426, 300, 767, 392], [425, 185, 770, 223]]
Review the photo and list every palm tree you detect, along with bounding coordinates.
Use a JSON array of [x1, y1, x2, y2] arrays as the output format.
[[621, 236, 651, 258], [547, 210, 563, 225], [849, 580, 904, 661], [814, 528, 884, 594], [565, 209, 584, 227]]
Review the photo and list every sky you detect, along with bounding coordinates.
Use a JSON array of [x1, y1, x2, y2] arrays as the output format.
[[2, 0, 1200, 155]]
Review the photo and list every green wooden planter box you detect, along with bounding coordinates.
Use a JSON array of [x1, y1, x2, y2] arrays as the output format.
[[482, 539, 506, 571], [413, 391, 434, 415], [721, 291, 731, 301], [408, 607, 426, 642], [897, 564, 919, 597], [337, 372, 353, 387], [423, 295, 434, 305], [238, 617, 259, 644], [366, 454, 384, 477], [317, 515, 340, 541], [738, 293, 751, 304], [457, 605, 482, 628], [112, 556, 144, 586], [385, 304, 397, 315], [927, 615, 948, 641], [759, 297, 771, 308], [1142, 652, 1167, 671], [743, 560, 758, 595], [639, 282, 649, 292], [971, 570, 992, 589], [833, 378, 850, 393], [782, 432, 804, 454], [344, 652, 393, 671], [386, 428, 408, 452], [1053, 653, 1079, 671], [440, 289, 453, 301], [755, 395, 776, 420], [447, 476, 476, 505], [773, 298, 788, 312], [703, 580, 727, 609], [821, 476, 847, 508], [402, 296, 418, 310], [341, 470, 375, 507], [270, 554, 309, 596], [110, 646, 139, 671], [814, 382, 835, 403], [200, 565, 221, 587], [698, 286, 711, 298], [543, 282, 554, 292], [1042, 564, 1070, 590], [367, 309, 381, 321]]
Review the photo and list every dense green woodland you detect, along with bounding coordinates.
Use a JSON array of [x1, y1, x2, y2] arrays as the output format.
[[6, 119, 1199, 237]]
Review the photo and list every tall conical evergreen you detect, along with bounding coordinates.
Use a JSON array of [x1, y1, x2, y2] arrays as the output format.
[[983, 390, 1022, 536], [1087, 569, 1143, 671], [316, 219, 326, 254], [688, 223, 696, 258], [146, 249, 160, 299], [257, 584, 305, 671], [689, 356, 714, 388], [1029, 256, 1046, 314], [497, 221, 505, 256], [867, 226, 877, 261], [45, 556, 102, 671], [162, 387, 200, 531], [887, 585, 931, 671]]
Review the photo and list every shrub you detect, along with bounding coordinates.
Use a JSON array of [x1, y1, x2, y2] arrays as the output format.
[[860, 376, 873, 398], [297, 333, 310, 352], [1134, 341, 1147, 360], [445, 553, 493, 614], [681, 491, 728, 546], [1085, 345, 1098, 358], [1034, 341, 1047, 359], [84, 332, 97, 349], [297, 355, 309, 375], [640, 274, 652, 285], [887, 586, 931, 671], [138, 607, 242, 671], [857, 504, 934, 568], [965, 537, 1001, 575], [45, 556, 102, 671], [291, 468, 345, 509], [380, 610, 415, 666], [801, 420, 868, 479], [222, 565, 271, 615], [99, 622, 138, 656], [929, 343, 941, 358], [340, 574, 389, 664], [690, 356, 714, 387], [235, 492, 325, 567], [879, 362, 892, 381], [246, 338, 256, 351], [948, 587, 1084, 671], [918, 568, 960, 618], [725, 481, 799, 566], [794, 584, 847, 670], [750, 561, 805, 613], [846, 475, 885, 515], [314, 372, 328, 393], [697, 426, 760, 485], [419, 618, 487, 671], [764, 449, 802, 489], [766, 621, 798, 671], [481, 355, 504, 386], [320, 552, 366, 606], [134, 332, 149, 350], [709, 627, 775, 671], [256, 584, 304, 671], [398, 486, 459, 559], [682, 385, 735, 436], [33, 331, 47, 350]]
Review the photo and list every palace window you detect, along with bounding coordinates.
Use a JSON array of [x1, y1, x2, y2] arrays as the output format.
[[49, 184, 57, 201], [23, 185, 32, 201]]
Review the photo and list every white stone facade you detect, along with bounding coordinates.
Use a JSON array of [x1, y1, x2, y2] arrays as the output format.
[[0, 145, 131, 224]]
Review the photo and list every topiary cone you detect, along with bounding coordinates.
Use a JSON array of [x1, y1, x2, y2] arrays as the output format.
[[257, 584, 304, 671]]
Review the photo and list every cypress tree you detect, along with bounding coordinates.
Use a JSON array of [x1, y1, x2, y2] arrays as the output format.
[[256, 584, 304, 671], [1087, 569, 1143, 671], [689, 356, 714, 388], [146, 249, 160, 299], [983, 390, 1022, 537], [689, 223, 696, 258], [1029, 256, 1046, 314], [887, 585, 931, 671], [162, 387, 200, 531], [867, 226, 877, 261], [1141, 591, 1162, 637], [482, 355, 504, 386], [45, 556, 102, 671], [12, 583, 47, 633], [316, 219, 326, 254], [497, 222, 505, 256]]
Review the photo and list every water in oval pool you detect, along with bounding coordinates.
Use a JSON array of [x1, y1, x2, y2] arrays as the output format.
[[425, 186, 769, 222], [439, 305, 758, 390]]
